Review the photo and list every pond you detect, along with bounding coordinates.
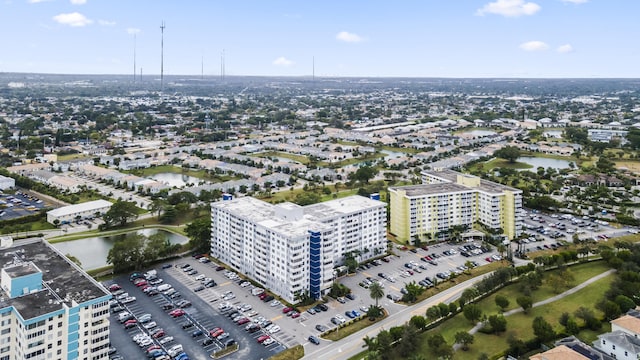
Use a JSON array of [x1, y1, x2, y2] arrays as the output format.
[[52, 229, 188, 270], [149, 172, 209, 188], [459, 129, 497, 137], [518, 156, 572, 170], [381, 149, 406, 159]]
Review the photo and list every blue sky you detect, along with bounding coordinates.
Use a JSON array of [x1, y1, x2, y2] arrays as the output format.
[[0, 0, 638, 77]]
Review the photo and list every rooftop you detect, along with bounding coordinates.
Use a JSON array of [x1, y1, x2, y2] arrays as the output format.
[[0, 239, 110, 320], [422, 169, 521, 194], [3, 262, 40, 278], [304, 195, 384, 219], [47, 199, 112, 218], [389, 183, 471, 197], [212, 197, 330, 238]]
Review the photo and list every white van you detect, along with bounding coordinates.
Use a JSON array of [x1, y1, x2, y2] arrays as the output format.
[[167, 344, 183, 357], [157, 284, 172, 292], [251, 288, 264, 296]]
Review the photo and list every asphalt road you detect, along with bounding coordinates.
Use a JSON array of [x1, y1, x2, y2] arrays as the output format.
[[302, 274, 483, 360]]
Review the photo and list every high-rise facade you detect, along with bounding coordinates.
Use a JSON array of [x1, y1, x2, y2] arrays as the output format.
[[389, 169, 522, 242], [0, 238, 111, 360], [210, 195, 386, 303]]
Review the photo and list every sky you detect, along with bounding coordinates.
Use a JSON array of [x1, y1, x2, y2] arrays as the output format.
[[0, 0, 638, 78]]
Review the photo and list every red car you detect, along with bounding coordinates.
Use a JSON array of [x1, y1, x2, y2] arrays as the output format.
[[282, 307, 292, 314], [259, 293, 268, 300], [147, 345, 161, 353], [169, 309, 185, 317], [291, 312, 300, 319], [152, 330, 165, 338], [485, 257, 493, 263], [123, 319, 137, 329], [257, 335, 270, 343], [211, 328, 224, 338], [134, 280, 148, 287], [109, 284, 121, 292], [237, 318, 250, 325]]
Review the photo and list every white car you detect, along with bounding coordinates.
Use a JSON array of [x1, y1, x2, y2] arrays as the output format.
[[143, 321, 157, 329], [121, 296, 136, 304], [195, 274, 205, 281], [268, 325, 280, 334], [263, 338, 275, 346], [159, 336, 174, 345]]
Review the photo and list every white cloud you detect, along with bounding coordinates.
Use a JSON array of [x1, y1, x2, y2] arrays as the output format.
[[476, 0, 541, 17], [519, 40, 549, 51], [98, 19, 115, 26], [273, 57, 294, 67], [28, 0, 52, 3], [70, 0, 86, 4], [557, 44, 574, 53], [53, 12, 92, 27], [336, 31, 363, 43], [126, 28, 141, 35], [561, 0, 588, 3]]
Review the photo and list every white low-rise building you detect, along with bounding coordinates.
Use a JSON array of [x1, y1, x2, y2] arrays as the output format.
[[210, 195, 386, 303], [46, 199, 112, 224], [0, 175, 14, 190]]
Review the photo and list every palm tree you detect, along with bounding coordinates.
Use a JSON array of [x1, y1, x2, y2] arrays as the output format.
[[369, 282, 384, 308]]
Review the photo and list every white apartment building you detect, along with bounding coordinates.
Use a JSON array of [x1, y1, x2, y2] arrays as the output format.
[[0, 238, 111, 360], [389, 169, 523, 242], [46, 200, 112, 225], [0, 175, 14, 190], [211, 195, 387, 303]]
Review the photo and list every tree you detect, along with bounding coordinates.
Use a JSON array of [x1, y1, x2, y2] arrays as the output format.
[[463, 304, 482, 324], [102, 200, 138, 228], [565, 318, 580, 335], [532, 316, 555, 343], [409, 315, 427, 331], [185, 217, 211, 254], [517, 296, 533, 314], [369, 282, 385, 309], [459, 288, 480, 307], [454, 331, 474, 351], [614, 295, 636, 313], [488, 314, 507, 334], [495, 295, 510, 311], [398, 323, 420, 357], [107, 233, 145, 272], [402, 281, 424, 303], [494, 146, 521, 163], [376, 330, 393, 356], [349, 165, 378, 184], [149, 198, 166, 219]]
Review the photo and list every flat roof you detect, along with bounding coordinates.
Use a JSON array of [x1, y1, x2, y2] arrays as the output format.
[[47, 199, 112, 218], [4, 262, 40, 278], [422, 169, 521, 194], [304, 195, 385, 219], [389, 183, 472, 197], [0, 239, 110, 320], [212, 197, 329, 238]]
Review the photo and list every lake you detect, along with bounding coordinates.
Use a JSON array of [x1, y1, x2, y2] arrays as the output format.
[[52, 229, 188, 270], [459, 129, 497, 137], [150, 173, 208, 188], [518, 156, 572, 170]]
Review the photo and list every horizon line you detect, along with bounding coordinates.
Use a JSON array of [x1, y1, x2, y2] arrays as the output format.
[[2, 71, 640, 81]]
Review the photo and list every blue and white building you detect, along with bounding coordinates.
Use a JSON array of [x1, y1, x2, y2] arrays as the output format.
[[210, 195, 387, 303], [0, 238, 111, 360]]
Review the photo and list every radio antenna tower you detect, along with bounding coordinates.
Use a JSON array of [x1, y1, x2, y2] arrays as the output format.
[[160, 21, 165, 92], [133, 34, 136, 83], [312, 56, 315, 82], [220, 49, 226, 81]]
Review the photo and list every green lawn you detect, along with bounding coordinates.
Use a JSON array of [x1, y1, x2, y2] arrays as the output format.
[[418, 272, 614, 360], [483, 158, 533, 170], [123, 165, 236, 183], [253, 151, 310, 165]]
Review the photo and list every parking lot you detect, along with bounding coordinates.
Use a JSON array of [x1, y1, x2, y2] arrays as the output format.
[[0, 190, 49, 220], [107, 260, 289, 360]]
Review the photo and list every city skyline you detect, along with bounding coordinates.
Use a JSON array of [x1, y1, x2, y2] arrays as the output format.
[[0, 0, 638, 78]]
